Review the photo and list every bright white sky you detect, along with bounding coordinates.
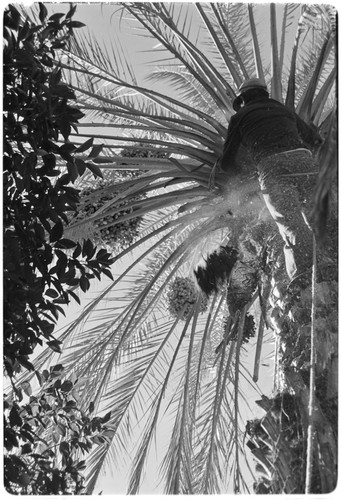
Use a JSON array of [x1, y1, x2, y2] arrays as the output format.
[[39, 1, 298, 86]]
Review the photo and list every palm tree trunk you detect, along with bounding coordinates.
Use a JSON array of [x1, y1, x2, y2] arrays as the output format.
[[261, 221, 338, 492], [237, 158, 338, 493]]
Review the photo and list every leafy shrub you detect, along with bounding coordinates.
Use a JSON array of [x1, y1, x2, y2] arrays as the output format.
[[3, 4, 115, 493], [3, 3, 113, 377], [4, 365, 112, 494]]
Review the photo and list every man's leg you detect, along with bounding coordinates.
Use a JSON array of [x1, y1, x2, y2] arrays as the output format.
[[257, 151, 315, 282]]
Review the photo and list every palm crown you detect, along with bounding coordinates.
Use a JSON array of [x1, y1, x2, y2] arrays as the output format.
[[22, 2, 336, 494]]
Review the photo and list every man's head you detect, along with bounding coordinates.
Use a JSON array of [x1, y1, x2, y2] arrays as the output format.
[[233, 78, 269, 111]]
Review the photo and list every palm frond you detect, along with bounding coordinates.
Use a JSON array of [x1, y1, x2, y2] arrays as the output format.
[[297, 33, 334, 121], [247, 4, 265, 81], [270, 4, 283, 101]]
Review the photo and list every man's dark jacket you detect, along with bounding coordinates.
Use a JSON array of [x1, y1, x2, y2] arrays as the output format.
[[219, 97, 322, 170]]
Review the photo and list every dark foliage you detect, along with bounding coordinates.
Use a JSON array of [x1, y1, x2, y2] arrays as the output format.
[[229, 313, 256, 343], [194, 245, 238, 296], [215, 312, 256, 352], [245, 418, 266, 440], [301, 367, 338, 439], [4, 365, 111, 494], [246, 392, 311, 494], [3, 3, 114, 377], [3, 4, 115, 494]]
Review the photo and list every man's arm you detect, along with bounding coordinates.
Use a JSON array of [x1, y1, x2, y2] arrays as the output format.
[[295, 114, 323, 152], [216, 115, 241, 171]]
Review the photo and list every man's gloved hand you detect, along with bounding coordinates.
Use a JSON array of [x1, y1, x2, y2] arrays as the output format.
[[308, 121, 324, 153]]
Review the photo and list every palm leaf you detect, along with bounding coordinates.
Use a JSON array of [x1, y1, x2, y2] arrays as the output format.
[[297, 34, 334, 121], [247, 4, 265, 81], [270, 4, 283, 101]]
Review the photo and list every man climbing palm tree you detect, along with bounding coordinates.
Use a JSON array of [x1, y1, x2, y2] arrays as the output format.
[[217, 78, 323, 288]]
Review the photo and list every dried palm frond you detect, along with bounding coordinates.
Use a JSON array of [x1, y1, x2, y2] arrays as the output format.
[[194, 245, 238, 296]]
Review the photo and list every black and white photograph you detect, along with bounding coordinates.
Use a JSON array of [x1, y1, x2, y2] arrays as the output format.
[[3, 1, 338, 495]]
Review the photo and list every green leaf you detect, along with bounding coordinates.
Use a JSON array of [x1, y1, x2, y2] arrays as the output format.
[[83, 238, 95, 259], [56, 174, 71, 189], [64, 400, 77, 412], [50, 220, 64, 242], [54, 238, 77, 249], [21, 443, 32, 455], [87, 144, 104, 160], [86, 162, 103, 179], [9, 406, 23, 427], [68, 21, 86, 28], [59, 441, 69, 456], [49, 13, 65, 22], [75, 157, 87, 176], [21, 381, 32, 397], [54, 378, 62, 389], [69, 108, 85, 122], [101, 411, 111, 423], [53, 83, 75, 99], [17, 473, 32, 487], [68, 289, 81, 305], [45, 288, 59, 298], [18, 20, 30, 41], [80, 275, 90, 292], [50, 364, 64, 377], [47, 339, 62, 353], [49, 67, 62, 86], [96, 248, 110, 260], [73, 244, 82, 259], [43, 153, 56, 171], [56, 423, 66, 438], [101, 268, 114, 280], [76, 137, 94, 153], [76, 460, 86, 470], [59, 142, 77, 158], [66, 4, 77, 20], [13, 48, 36, 67], [40, 320, 55, 336], [67, 161, 79, 183], [60, 121, 72, 141], [61, 380, 73, 393], [39, 3, 48, 23], [35, 370, 43, 386]]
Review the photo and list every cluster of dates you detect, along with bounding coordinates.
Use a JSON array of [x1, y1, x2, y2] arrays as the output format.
[[167, 276, 208, 321], [74, 180, 143, 252]]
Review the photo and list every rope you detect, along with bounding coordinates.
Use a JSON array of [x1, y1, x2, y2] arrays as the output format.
[[305, 234, 317, 493]]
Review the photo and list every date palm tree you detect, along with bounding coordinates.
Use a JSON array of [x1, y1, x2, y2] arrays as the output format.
[[22, 2, 337, 494]]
